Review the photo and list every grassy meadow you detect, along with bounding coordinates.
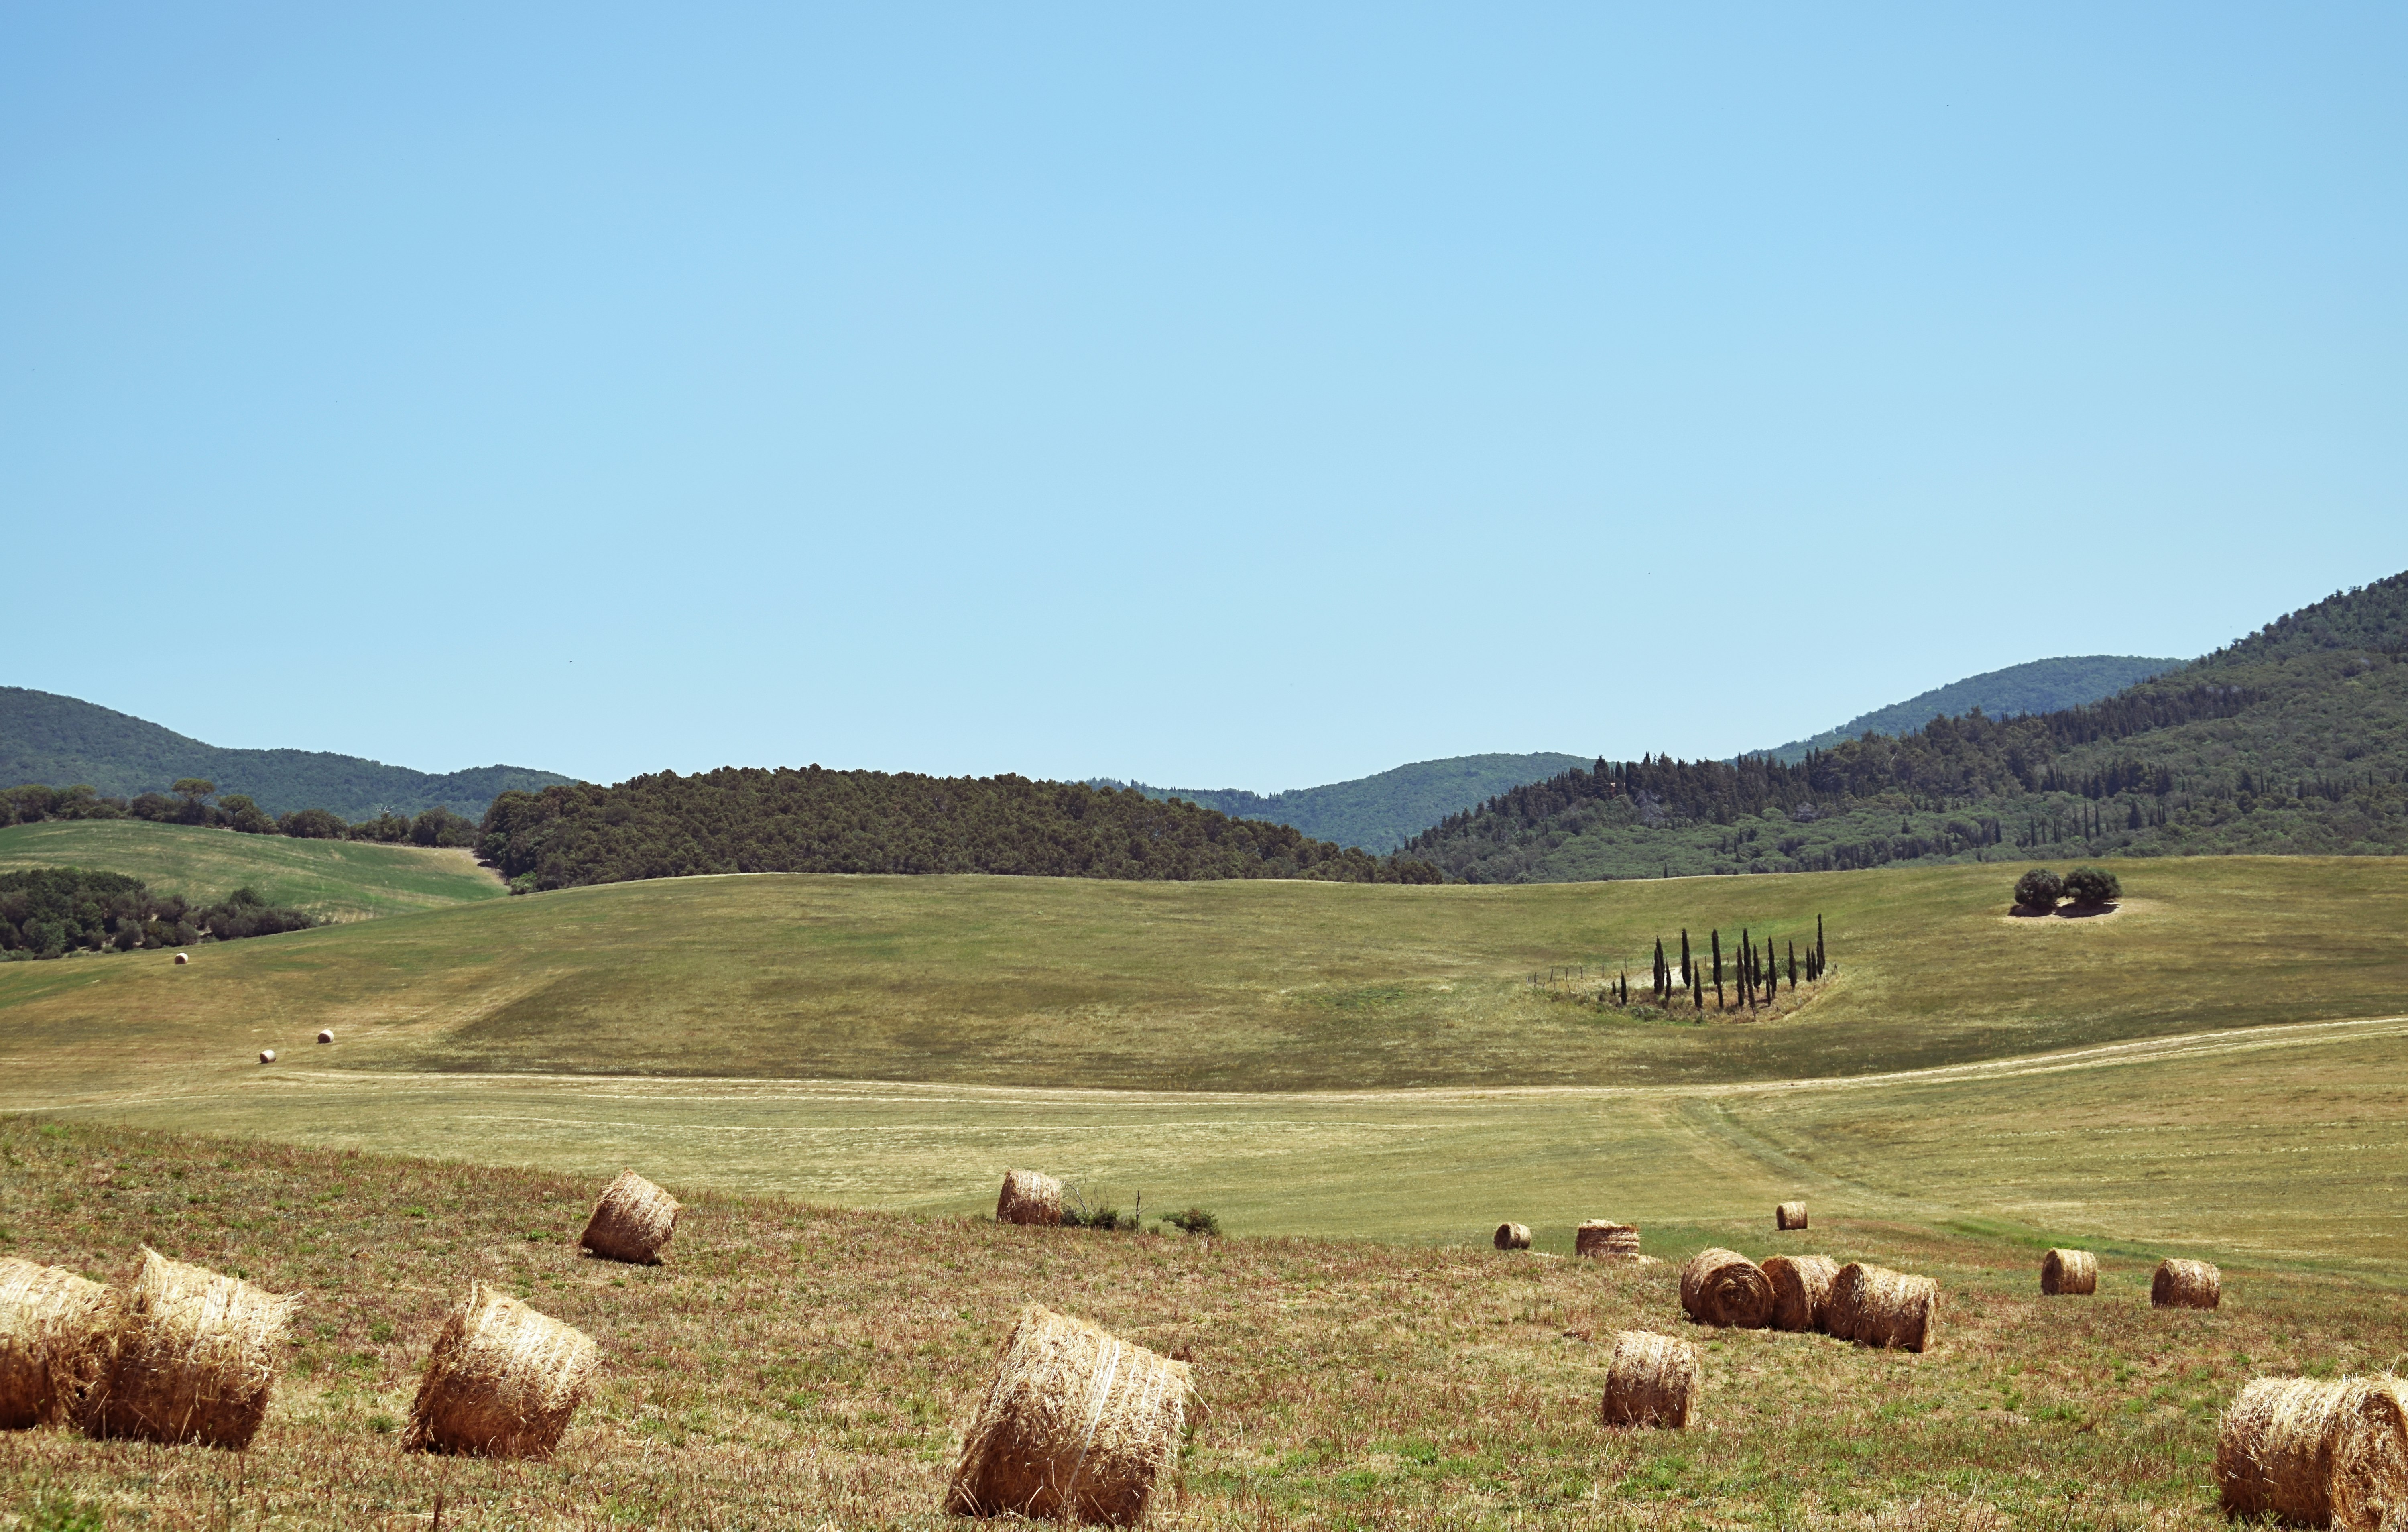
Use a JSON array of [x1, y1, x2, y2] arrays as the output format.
[[0, 821, 504, 922], [2, 1116, 2390, 1530]]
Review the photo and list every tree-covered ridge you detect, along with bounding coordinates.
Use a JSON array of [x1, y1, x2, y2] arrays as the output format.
[[1762, 655, 2186, 764], [0, 867, 317, 959], [1094, 752, 1590, 851], [478, 767, 1446, 892]]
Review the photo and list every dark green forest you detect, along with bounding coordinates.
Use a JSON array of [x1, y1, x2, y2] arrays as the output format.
[[1093, 752, 1590, 851], [478, 767, 1447, 892], [1762, 655, 2186, 764], [1409, 572, 2408, 882], [0, 867, 317, 960], [0, 781, 480, 848]]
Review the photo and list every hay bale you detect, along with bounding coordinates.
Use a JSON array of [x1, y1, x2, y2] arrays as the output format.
[[2217, 1375, 2408, 1530], [2041, 1248, 2097, 1296], [88, 1247, 298, 1449], [1762, 1253, 1838, 1333], [403, 1282, 598, 1459], [1775, 1201, 1808, 1231], [1575, 1221, 1641, 1259], [995, 1170, 1064, 1227], [1678, 1248, 1773, 1329], [1494, 1223, 1531, 1251], [173, 952, 188, 965], [1827, 1262, 1938, 1352], [2154, 1258, 2220, 1309], [946, 1304, 1190, 1525], [258, 1050, 275, 1065], [579, 1170, 680, 1264], [1599, 1330, 1698, 1428], [0, 1257, 120, 1430], [315, 1030, 333, 1045]]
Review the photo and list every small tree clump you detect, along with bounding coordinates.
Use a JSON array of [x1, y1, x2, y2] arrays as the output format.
[[1160, 1208, 1220, 1237], [2064, 866, 2123, 906], [2013, 868, 2064, 913]]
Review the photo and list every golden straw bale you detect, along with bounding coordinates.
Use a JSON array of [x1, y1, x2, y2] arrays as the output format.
[[315, 1030, 333, 1045], [1775, 1201, 1808, 1231], [2217, 1375, 2408, 1530], [1678, 1248, 1773, 1329], [1575, 1221, 1641, 1259], [1599, 1330, 1698, 1429], [2041, 1248, 2098, 1296], [1762, 1254, 1839, 1333], [579, 1170, 680, 1264], [995, 1169, 1064, 1227], [88, 1248, 298, 1449], [403, 1282, 598, 1459], [1827, 1263, 1938, 1352], [258, 1050, 274, 1065], [2154, 1258, 2220, 1309], [0, 1257, 120, 1430], [947, 1304, 1191, 1526], [173, 952, 188, 965], [1493, 1223, 1531, 1251]]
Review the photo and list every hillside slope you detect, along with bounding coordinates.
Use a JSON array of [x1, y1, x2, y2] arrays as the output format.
[[1095, 752, 1590, 851], [0, 686, 571, 819], [1763, 655, 2185, 763], [0, 819, 503, 920]]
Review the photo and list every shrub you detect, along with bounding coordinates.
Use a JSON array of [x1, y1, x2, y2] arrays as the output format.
[[2012, 868, 2064, 912], [2064, 866, 2122, 906], [1161, 1207, 1220, 1237]]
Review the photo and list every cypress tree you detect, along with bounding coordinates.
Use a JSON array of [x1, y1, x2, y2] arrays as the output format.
[[1816, 913, 1825, 971], [1711, 929, 1724, 1010], [1787, 938, 1797, 990]]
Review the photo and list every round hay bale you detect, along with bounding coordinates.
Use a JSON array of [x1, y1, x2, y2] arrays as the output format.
[[87, 1247, 298, 1449], [2154, 1258, 2220, 1309], [946, 1303, 1192, 1525], [0, 1257, 121, 1431], [1678, 1248, 1773, 1329], [2217, 1375, 2408, 1530], [315, 1030, 333, 1045], [995, 1169, 1064, 1228], [1599, 1330, 1698, 1428], [2041, 1248, 2097, 1296], [173, 952, 189, 965], [403, 1282, 598, 1459], [1762, 1253, 1839, 1333], [258, 1050, 275, 1065], [1494, 1223, 1531, 1251], [1827, 1262, 1938, 1352], [1575, 1221, 1641, 1259], [580, 1170, 680, 1264], [1775, 1201, 1808, 1231]]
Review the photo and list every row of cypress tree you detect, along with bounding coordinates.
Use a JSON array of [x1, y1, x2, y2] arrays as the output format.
[[1607, 914, 1830, 1012]]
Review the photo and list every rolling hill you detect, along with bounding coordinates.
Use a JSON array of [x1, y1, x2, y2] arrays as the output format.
[[0, 818, 504, 920], [0, 686, 571, 820], [1762, 655, 2186, 763], [1092, 752, 1591, 851]]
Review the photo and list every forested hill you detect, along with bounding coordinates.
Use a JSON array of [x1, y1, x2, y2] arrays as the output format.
[[1762, 656, 2185, 764], [479, 768, 1446, 891], [1407, 571, 2408, 883], [1094, 752, 1588, 851], [0, 688, 570, 820]]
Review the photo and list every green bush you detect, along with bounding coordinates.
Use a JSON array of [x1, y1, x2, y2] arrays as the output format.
[[2064, 866, 2123, 905], [2013, 867, 2064, 912], [1161, 1207, 1220, 1237]]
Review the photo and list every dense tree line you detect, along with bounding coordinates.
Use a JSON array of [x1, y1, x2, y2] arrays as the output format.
[[1, 781, 478, 848], [478, 767, 1447, 892], [0, 868, 317, 960]]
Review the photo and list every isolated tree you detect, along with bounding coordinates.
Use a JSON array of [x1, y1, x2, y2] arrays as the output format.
[[2013, 867, 2065, 913], [171, 779, 215, 802], [2064, 865, 2123, 906]]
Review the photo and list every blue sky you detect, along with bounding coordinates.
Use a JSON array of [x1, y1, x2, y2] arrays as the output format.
[[7, 6, 2404, 791]]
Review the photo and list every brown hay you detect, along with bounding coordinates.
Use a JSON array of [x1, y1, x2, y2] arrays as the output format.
[[88, 1248, 298, 1449], [0, 1257, 120, 1430], [1827, 1263, 1938, 1352], [316, 1030, 333, 1045], [1493, 1223, 1531, 1251], [947, 1304, 1191, 1525], [1762, 1254, 1838, 1333], [403, 1282, 598, 1459], [1775, 1201, 1808, 1231], [173, 952, 188, 965], [1678, 1248, 1773, 1329], [258, 1050, 274, 1065], [580, 1170, 680, 1264], [2216, 1375, 2408, 1530], [1599, 1330, 1698, 1429], [2154, 1258, 2220, 1309], [2040, 1248, 2098, 1296], [1575, 1221, 1641, 1259], [995, 1170, 1064, 1227]]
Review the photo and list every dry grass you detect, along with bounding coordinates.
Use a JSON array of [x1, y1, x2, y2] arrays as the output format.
[[6, 1116, 2408, 1528]]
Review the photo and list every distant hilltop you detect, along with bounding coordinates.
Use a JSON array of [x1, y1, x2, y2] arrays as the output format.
[[1763, 657, 2186, 764], [1091, 753, 1592, 852]]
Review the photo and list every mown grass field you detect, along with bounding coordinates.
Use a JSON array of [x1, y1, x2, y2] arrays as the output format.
[[1, 1117, 2386, 1530], [0, 822, 504, 922]]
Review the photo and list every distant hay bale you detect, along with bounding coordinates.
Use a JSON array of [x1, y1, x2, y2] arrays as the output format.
[[2041, 1248, 2098, 1296], [258, 1050, 274, 1065], [403, 1282, 598, 1459], [995, 1170, 1064, 1228], [2217, 1375, 2408, 1530], [173, 952, 188, 965], [947, 1304, 1191, 1525], [1775, 1202, 1808, 1231], [580, 1170, 681, 1264], [88, 1248, 298, 1449], [2154, 1258, 2220, 1309], [1575, 1221, 1641, 1260], [1827, 1263, 1938, 1352], [1678, 1248, 1773, 1329], [1494, 1223, 1531, 1251], [1599, 1330, 1698, 1428], [0, 1257, 120, 1430], [315, 1030, 333, 1045], [1762, 1254, 1838, 1333]]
